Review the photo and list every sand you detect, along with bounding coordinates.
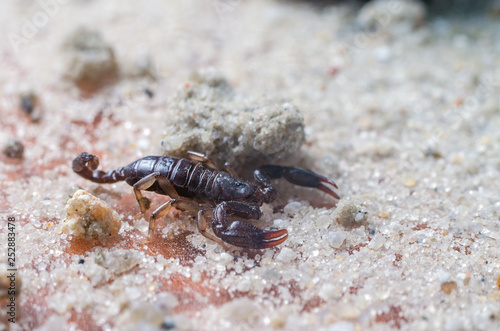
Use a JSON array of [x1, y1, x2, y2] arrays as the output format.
[[1, 0, 500, 330]]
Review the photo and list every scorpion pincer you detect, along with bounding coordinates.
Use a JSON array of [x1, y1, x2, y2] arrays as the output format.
[[72, 151, 340, 249]]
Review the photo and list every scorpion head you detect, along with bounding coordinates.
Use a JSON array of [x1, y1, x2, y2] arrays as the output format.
[[214, 173, 261, 204]]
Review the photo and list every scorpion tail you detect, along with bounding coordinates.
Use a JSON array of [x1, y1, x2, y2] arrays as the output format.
[[72, 152, 126, 184], [219, 220, 288, 249]]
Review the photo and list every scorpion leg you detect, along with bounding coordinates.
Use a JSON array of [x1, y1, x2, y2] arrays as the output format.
[[254, 165, 340, 200], [197, 209, 227, 247], [187, 151, 220, 170], [144, 198, 226, 246], [212, 201, 288, 249], [142, 196, 197, 243], [188, 151, 239, 177], [143, 199, 174, 243], [133, 172, 179, 216]]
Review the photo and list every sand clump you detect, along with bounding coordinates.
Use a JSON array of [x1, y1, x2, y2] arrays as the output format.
[[60, 189, 121, 240], [160, 68, 306, 168], [333, 198, 369, 228]]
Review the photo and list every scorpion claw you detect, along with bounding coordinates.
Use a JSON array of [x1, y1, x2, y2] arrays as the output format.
[[259, 228, 289, 248], [219, 221, 288, 249], [318, 183, 341, 200], [255, 165, 340, 200], [318, 175, 338, 189], [285, 167, 340, 199]]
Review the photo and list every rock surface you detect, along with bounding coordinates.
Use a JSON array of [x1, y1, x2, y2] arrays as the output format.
[[160, 68, 305, 168]]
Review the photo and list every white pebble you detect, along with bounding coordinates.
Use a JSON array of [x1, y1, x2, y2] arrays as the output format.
[[236, 279, 251, 292], [315, 214, 333, 229], [436, 269, 451, 282], [284, 201, 302, 215], [276, 247, 297, 263], [219, 252, 234, 265], [368, 233, 385, 250], [99, 249, 143, 275], [325, 231, 346, 249], [354, 211, 365, 222]]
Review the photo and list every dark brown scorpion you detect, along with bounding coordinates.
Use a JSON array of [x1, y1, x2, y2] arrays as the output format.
[[72, 151, 340, 249]]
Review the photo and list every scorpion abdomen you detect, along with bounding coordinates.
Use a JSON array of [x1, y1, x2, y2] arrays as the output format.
[[124, 156, 220, 199]]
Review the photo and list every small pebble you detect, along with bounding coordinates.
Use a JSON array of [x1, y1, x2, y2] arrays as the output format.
[[2, 139, 24, 159], [276, 247, 297, 263], [284, 201, 303, 216], [402, 176, 417, 187], [236, 279, 251, 292], [354, 211, 365, 222], [20, 92, 41, 120], [436, 269, 451, 282], [315, 214, 333, 229], [262, 268, 281, 280], [20, 95, 33, 113], [325, 231, 346, 249], [63, 27, 118, 90], [161, 317, 176, 330], [319, 283, 337, 301], [144, 88, 154, 98], [441, 281, 457, 294], [368, 233, 385, 250], [218, 252, 234, 265], [269, 312, 286, 328]]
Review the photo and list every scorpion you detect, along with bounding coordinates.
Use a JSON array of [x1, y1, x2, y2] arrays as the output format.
[[72, 151, 340, 249]]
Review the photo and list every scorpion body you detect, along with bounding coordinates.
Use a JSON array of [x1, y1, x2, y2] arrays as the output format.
[[72, 152, 339, 249]]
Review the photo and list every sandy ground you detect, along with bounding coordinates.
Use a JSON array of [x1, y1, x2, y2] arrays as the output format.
[[1, 1, 500, 330]]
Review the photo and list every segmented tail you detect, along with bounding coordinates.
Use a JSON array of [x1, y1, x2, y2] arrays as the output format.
[[72, 152, 126, 183]]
